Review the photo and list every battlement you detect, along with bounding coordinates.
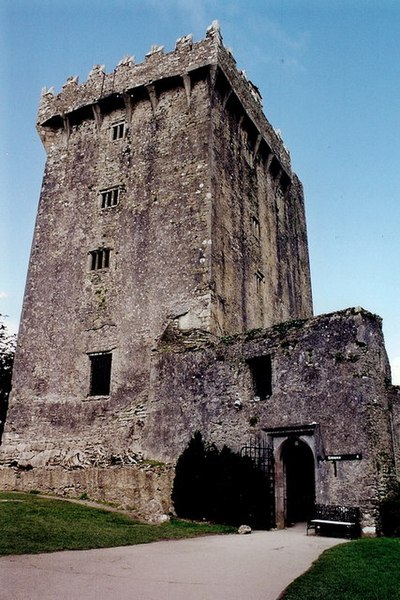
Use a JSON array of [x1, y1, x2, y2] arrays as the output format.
[[37, 21, 291, 172]]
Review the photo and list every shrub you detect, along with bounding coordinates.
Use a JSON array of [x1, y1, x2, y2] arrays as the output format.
[[172, 432, 272, 528], [380, 482, 400, 537]]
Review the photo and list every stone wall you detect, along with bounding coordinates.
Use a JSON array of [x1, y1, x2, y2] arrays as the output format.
[[142, 308, 396, 530], [4, 24, 312, 475], [390, 386, 400, 473], [1, 307, 397, 529], [0, 463, 174, 522]]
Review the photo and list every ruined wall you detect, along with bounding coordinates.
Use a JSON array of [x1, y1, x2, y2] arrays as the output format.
[[0, 463, 174, 522], [142, 308, 396, 528]]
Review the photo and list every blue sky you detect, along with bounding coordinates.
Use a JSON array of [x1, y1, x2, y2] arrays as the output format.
[[1, 0, 399, 383]]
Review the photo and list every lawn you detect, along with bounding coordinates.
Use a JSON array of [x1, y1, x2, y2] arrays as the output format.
[[0, 491, 234, 555], [281, 537, 400, 600]]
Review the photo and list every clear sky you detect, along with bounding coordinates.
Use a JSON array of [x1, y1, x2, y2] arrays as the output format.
[[1, 0, 399, 383]]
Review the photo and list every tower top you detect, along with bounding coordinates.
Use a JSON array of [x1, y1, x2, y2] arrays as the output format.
[[37, 22, 291, 172]]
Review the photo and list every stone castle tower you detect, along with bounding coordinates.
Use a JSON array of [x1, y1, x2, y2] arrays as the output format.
[[2, 24, 398, 530], [4, 24, 311, 453]]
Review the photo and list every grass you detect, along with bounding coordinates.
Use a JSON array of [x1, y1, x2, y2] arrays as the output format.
[[0, 492, 235, 556], [281, 538, 400, 600]]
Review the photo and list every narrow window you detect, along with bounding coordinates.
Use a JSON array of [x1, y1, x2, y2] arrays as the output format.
[[100, 187, 120, 209], [252, 216, 260, 237], [255, 270, 264, 292], [247, 355, 272, 399], [89, 248, 111, 271], [111, 121, 125, 140], [89, 352, 112, 396]]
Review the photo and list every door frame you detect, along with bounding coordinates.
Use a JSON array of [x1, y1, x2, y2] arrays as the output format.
[[264, 424, 320, 529]]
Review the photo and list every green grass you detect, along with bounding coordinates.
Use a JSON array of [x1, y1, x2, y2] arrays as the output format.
[[0, 492, 234, 555], [281, 538, 400, 600]]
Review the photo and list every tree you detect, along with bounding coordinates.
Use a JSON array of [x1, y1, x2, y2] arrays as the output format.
[[0, 315, 16, 443], [172, 432, 273, 528]]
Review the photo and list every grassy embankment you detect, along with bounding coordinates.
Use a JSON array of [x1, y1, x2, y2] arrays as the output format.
[[0, 491, 234, 555], [281, 537, 400, 600]]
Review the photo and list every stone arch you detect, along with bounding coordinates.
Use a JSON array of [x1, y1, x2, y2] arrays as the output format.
[[274, 435, 316, 528]]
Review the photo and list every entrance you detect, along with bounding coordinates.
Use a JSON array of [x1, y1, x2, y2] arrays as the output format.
[[282, 438, 315, 525]]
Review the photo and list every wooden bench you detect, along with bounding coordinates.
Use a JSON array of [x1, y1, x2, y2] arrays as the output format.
[[307, 503, 361, 538]]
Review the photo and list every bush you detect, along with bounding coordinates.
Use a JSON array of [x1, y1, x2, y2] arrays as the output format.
[[0, 315, 16, 443], [380, 482, 400, 537], [172, 432, 272, 528]]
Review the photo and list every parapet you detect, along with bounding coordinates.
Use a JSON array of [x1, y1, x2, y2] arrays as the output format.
[[37, 21, 291, 172]]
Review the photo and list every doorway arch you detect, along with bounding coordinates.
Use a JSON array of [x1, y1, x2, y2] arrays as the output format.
[[281, 437, 315, 525]]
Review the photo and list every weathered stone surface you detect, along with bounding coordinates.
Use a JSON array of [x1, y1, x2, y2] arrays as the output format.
[[0, 462, 174, 522], [141, 307, 397, 530], [0, 26, 397, 532]]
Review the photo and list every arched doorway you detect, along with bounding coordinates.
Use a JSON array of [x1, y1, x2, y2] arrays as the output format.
[[282, 437, 315, 525]]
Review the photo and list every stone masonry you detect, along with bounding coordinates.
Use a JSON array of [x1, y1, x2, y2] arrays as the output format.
[[1, 24, 398, 531]]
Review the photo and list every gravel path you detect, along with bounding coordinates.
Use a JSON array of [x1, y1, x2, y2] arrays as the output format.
[[0, 524, 346, 600]]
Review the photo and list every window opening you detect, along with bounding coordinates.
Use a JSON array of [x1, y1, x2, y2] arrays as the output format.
[[111, 121, 125, 140], [252, 216, 260, 237], [247, 355, 272, 399], [89, 352, 112, 396], [255, 270, 264, 292], [100, 187, 120, 209], [89, 248, 110, 270]]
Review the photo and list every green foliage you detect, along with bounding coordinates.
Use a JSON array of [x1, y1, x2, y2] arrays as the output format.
[[0, 492, 234, 555], [245, 328, 262, 341], [172, 432, 271, 528], [220, 334, 239, 346], [334, 352, 345, 363], [271, 318, 307, 337], [0, 315, 16, 442], [348, 353, 360, 363], [79, 492, 89, 500], [142, 459, 166, 468], [380, 481, 400, 537], [281, 538, 400, 600]]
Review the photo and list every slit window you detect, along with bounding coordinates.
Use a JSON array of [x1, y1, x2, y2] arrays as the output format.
[[101, 187, 120, 209], [255, 270, 264, 292], [89, 352, 112, 396], [111, 121, 125, 140], [252, 216, 260, 237], [89, 248, 111, 270], [247, 355, 272, 399]]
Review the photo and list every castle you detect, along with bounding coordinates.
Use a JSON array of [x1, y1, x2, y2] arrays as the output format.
[[1, 23, 399, 532]]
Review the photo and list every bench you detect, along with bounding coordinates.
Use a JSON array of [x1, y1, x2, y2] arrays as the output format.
[[307, 503, 361, 538]]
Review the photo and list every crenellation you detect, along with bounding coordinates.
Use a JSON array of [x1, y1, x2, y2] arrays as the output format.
[[36, 27, 289, 178], [117, 55, 135, 68], [145, 44, 165, 60], [175, 34, 193, 52]]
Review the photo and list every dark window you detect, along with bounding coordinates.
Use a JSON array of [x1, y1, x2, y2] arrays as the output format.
[[101, 187, 119, 208], [89, 248, 111, 270], [89, 352, 112, 396], [247, 355, 272, 399], [252, 216, 260, 237], [255, 270, 264, 292], [111, 121, 125, 140]]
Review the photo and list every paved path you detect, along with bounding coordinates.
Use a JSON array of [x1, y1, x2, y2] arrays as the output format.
[[1, 525, 346, 600]]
